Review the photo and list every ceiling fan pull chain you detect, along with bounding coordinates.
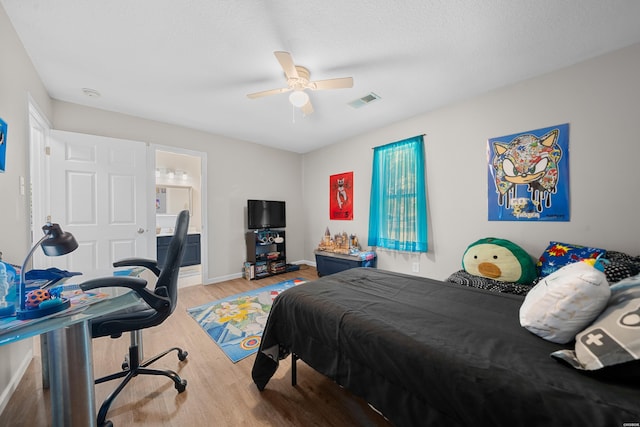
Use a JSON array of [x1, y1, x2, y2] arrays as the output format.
[[292, 103, 296, 124]]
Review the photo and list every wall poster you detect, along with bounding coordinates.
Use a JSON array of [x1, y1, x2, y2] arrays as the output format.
[[0, 117, 7, 172], [329, 171, 353, 220], [488, 123, 569, 221]]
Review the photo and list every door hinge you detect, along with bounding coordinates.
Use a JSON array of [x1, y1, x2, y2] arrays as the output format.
[[45, 146, 51, 156]]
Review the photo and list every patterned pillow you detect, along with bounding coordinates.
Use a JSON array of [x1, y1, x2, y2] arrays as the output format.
[[537, 241, 606, 277], [446, 270, 532, 296], [603, 251, 640, 284]]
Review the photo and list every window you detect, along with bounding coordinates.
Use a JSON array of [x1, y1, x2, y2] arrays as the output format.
[[368, 135, 427, 252]]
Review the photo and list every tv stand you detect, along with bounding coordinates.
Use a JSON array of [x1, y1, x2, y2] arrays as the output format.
[[244, 229, 286, 280]]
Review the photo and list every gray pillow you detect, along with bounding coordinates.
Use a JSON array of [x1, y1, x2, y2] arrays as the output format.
[[551, 274, 640, 370]]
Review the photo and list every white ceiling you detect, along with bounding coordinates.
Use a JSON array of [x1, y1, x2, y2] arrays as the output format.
[[4, 1, 640, 153]]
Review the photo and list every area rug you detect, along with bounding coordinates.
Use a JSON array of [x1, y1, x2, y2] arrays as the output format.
[[187, 278, 306, 363]]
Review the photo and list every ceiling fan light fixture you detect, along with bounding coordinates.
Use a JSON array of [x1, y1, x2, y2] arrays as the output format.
[[248, 51, 353, 116], [289, 90, 309, 108]]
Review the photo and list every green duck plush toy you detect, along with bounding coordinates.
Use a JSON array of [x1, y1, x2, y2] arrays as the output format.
[[462, 237, 537, 285]]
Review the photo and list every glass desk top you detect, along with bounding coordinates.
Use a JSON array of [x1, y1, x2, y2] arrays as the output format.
[[0, 290, 141, 346]]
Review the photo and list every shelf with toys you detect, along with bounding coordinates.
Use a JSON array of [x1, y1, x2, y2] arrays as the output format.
[[244, 229, 287, 280], [314, 227, 376, 277]]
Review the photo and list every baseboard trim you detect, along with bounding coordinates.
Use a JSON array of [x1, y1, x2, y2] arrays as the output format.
[[202, 261, 315, 286], [205, 271, 243, 285], [0, 346, 33, 416]]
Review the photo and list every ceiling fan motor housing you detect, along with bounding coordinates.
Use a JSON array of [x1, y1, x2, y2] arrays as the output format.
[[246, 51, 354, 115]]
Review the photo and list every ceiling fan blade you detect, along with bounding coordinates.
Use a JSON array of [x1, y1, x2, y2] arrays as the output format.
[[247, 87, 291, 99], [274, 51, 299, 79], [301, 100, 314, 115], [309, 77, 353, 90]]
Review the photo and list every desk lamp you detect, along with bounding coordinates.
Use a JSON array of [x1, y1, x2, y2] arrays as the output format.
[[16, 223, 78, 320]]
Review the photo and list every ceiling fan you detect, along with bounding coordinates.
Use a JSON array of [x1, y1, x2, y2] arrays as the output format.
[[247, 51, 354, 115]]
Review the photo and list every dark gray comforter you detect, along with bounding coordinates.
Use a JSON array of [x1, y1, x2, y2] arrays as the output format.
[[252, 268, 640, 427]]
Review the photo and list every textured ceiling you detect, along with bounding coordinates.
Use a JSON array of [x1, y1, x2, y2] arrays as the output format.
[[3, 1, 640, 153]]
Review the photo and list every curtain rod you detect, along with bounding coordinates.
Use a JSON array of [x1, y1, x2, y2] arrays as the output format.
[[372, 133, 426, 149]]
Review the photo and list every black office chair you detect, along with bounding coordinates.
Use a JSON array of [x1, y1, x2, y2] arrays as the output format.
[[80, 210, 190, 427]]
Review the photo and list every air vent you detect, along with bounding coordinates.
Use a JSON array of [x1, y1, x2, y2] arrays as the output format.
[[82, 88, 101, 98], [347, 92, 381, 109]]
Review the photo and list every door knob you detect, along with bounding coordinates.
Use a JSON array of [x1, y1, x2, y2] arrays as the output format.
[[137, 228, 145, 234]]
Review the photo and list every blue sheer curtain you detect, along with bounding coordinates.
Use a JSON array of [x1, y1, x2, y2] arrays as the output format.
[[368, 135, 428, 252]]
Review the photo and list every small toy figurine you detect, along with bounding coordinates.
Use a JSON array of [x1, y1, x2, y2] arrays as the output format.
[[0, 262, 9, 307], [25, 289, 51, 309], [0, 259, 16, 317]]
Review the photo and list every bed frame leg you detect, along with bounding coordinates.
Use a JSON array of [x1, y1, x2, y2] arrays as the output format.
[[291, 353, 298, 386]]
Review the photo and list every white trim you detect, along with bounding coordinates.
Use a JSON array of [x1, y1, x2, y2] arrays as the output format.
[[295, 259, 316, 267], [28, 97, 51, 225], [145, 143, 157, 258], [204, 272, 243, 285], [27, 93, 52, 128], [0, 346, 33, 416], [151, 144, 208, 285], [202, 260, 315, 285], [28, 98, 52, 267]]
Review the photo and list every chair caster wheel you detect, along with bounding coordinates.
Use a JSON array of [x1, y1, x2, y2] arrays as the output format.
[[178, 350, 188, 361], [176, 379, 187, 393]]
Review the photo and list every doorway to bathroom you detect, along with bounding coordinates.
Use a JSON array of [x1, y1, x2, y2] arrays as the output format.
[[155, 147, 207, 287]]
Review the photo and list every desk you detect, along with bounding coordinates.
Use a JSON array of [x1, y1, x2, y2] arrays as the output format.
[[0, 291, 142, 427]]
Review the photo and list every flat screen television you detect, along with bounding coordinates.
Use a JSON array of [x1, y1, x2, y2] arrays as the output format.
[[247, 199, 286, 230]]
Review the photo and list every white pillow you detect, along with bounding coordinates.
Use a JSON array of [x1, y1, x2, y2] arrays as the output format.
[[519, 260, 610, 344], [551, 276, 640, 370]]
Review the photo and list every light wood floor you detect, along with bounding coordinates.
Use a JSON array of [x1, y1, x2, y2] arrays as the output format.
[[0, 265, 393, 427]]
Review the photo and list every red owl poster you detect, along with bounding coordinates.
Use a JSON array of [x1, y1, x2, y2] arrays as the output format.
[[329, 171, 353, 220]]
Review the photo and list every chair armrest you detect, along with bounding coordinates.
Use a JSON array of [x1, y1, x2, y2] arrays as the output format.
[[113, 257, 161, 277], [80, 276, 170, 311]]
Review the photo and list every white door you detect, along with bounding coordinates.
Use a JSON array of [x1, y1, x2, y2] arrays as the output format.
[[44, 130, 151, 278]]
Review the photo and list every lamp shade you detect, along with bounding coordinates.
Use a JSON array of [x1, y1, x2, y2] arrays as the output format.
[[41, 223, 78, 256], [289, 90, 309, 108]]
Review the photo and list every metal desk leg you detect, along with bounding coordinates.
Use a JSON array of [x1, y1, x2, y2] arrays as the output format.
[[40, 334, 49, 389], [47, 321, 97, 427]]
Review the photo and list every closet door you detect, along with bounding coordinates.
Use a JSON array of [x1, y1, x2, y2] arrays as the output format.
[[46, 130, 151, 277]]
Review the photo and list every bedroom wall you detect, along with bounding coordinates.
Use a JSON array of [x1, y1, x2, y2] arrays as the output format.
[[52, 101, 306, 284], [0, 5, 53, 415], [1, 2, 306, 409], [302, 42, 640, 281]]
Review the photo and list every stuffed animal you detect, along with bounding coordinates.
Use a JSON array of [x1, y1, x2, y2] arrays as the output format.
[[462, 237, 537, 285]]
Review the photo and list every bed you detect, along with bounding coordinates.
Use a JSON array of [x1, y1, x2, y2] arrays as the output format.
[[251, 267, 640, 427]]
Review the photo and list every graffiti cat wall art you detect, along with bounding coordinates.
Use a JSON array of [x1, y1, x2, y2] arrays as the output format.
[[487, 124, 569, 221]]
